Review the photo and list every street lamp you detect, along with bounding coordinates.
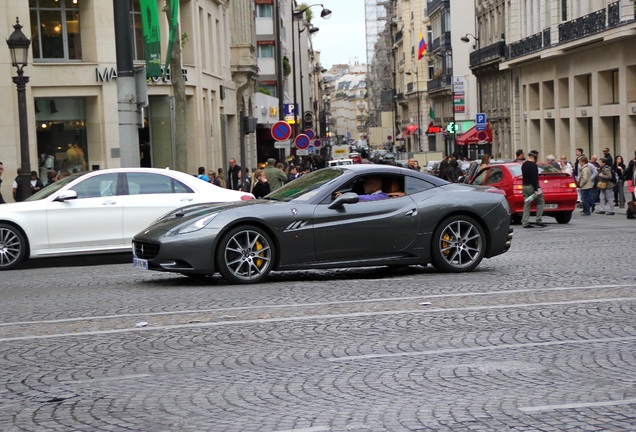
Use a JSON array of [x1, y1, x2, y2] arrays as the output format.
[[6, 18, 32, 203], [298, 24, 319, 131], [405, 70, 421, 152], [460, 33, 482, 114], [291, 4, 332, 136]]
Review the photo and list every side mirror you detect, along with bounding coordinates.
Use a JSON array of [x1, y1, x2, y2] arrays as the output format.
[[328, 192, 359, 209], [54, 190, 78, 202]]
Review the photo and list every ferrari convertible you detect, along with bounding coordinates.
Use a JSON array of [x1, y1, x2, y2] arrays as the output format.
[[132, 165, 513, 284]]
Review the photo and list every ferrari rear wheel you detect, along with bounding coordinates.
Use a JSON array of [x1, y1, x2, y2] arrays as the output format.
[[554, 211, 572, 224], [431, 215, 485, 272], [0, 223, 27, 270], [216, 225, 275, 284]]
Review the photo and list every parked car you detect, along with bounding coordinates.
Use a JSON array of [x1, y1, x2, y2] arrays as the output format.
[[0, 168, 254, 270], [132, 164, 513, 284], [469, 162, 577, 224], [426, 160, 441, 176]]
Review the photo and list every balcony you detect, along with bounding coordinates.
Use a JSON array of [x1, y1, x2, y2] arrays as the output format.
[[427, 0, 448, 15], [559, 8, 606, 43], [469, 40, 506, 69], [427, 75, 452, 93]]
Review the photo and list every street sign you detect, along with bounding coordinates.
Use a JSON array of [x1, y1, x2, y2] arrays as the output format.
[[284, 103, 298, 123], [271, 121, 292, 141], [274, 140, 290, 149], [314, 139, 322, 148], [305, 129, 315, 140], [295, 133, 310, 150], [476, 113, 487, 131]]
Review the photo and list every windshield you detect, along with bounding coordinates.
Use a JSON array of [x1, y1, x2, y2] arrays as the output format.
[[26, 172, 86, 201], [266, 168, 344, 202]]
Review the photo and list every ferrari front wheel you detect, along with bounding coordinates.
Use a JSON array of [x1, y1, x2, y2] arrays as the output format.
[[216, 225, 275, 284], [431, 215, 485, 272], [0, 223, 27, 270]]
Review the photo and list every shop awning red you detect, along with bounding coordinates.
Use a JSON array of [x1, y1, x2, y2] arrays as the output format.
[[404, 124, 418, 136], [456, 125, 492, 145]]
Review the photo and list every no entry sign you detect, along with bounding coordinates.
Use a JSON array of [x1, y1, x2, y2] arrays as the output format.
[[271, 121, 292, 141]]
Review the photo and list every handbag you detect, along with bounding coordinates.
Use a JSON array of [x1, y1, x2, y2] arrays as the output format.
[[597, 180, 607, 190], [629, 180, 634, 194]]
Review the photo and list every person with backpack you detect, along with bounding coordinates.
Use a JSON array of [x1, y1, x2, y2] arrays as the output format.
[[596, 157, 615, 215]]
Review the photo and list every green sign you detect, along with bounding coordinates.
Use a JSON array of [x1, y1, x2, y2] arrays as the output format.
[[139, 0, 162, 77]]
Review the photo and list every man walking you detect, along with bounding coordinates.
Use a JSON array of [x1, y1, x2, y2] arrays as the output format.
[[227, 158, 241, 190], [263, 158, 287, 191], [521, 150, 546, 228]]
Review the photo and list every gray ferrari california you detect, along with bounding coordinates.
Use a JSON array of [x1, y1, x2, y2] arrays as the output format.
[[132, 164, 513, 284]]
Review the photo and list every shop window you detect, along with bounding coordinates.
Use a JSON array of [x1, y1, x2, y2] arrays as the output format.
[[30, 0, 82, 61]]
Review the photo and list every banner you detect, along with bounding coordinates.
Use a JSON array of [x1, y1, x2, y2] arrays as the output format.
[[165, 0, 179, 72], [139, 0, 162, 77]]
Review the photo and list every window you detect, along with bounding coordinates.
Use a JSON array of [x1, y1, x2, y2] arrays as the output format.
[[130, 0, 144, 61], [73, 174, 119, 199], [257, 44, 275, 58], [125, 173, 192, 195], [485, 167, 503, 184], [30, 0, 82, 60], [472, 169, 488, 185], [256, 4, 273, 18]]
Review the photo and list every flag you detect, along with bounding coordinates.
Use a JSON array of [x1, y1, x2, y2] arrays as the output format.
[[429, 106, 435, 120], [417, 31, 427, 60], [139, 0, 162, 77]]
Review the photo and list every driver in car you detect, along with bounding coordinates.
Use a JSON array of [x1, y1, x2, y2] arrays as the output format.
[[335, 176, 390, 202]]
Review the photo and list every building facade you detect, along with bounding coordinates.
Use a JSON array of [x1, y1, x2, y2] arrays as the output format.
[[501, 0, 636, 161], [1, 0, 244, 202]]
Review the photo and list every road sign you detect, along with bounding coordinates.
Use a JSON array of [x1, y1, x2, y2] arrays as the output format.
[[305, 129, 315, 140], [295, 133, 310, 150], [314, 139, 322, 148], [274, 140, 290, 149], [476, 113, 487, 131], [271, 121, 292, 141]]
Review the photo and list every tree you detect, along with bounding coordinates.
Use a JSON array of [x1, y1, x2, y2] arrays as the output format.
[[164, 0, 187, 172]]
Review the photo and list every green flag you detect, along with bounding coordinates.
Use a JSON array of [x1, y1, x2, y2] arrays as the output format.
[[139, 0, 162, 77], [165, 0, 179, 72], [429, 106, 435, 120]]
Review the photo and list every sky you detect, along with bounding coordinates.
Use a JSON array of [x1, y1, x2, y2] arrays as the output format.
[[309, 0, 367, 69]]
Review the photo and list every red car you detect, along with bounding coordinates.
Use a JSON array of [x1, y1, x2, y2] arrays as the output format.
[[470, 162, 577, 224]]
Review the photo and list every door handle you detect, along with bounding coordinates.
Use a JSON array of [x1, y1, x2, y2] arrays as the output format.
[[405, 208, 417, 216], [180, 198, 194, 202], [102, 200, 117, 206]]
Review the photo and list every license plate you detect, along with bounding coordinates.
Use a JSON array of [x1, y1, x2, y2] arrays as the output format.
[[544, 203, 558, 209], [133, 257, 148, 270]]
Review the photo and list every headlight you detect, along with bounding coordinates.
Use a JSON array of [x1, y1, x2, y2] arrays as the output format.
[[175, 212, 219, 234]]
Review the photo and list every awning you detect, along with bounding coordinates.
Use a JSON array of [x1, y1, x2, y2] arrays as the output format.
[[456, 125, 492, 145], [404, 124, 418, 136]]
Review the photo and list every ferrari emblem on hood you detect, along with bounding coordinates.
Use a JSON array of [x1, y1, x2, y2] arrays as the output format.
[[291, 208, 298, 216]]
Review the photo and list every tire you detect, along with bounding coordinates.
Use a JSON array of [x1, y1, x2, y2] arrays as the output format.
[[0, 223, 27, 270], [554, 211, 572, 224], [430, 215, 486, 273], [216, 225, 275, 284], [511, 214, 522, 225]]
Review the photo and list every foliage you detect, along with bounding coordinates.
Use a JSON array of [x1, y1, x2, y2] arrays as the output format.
[[299, 3, 312, 22], [282, 56, 291, 77], [258, 88, 272, 96]]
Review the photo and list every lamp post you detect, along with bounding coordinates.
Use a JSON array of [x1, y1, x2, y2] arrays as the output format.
[[405, 69, 421, 152], [292, 4, 332, 135], [298, 24, 319, 131], [6, 18, 32, 203], [460, 33, 482, 114]]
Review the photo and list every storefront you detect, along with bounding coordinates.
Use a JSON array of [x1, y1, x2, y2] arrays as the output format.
[[456, 125, 492, 160]]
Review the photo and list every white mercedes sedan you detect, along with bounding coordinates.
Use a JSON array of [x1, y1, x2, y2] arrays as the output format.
[[0, 168, 253, 270]]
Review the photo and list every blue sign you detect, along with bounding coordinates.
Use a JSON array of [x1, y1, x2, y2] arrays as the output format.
[[271, 121, 292, 141], [476, 113, 487, 131], [295, 134, 310, 150], [284, 103, 297, 117], [314, 139, 322, 148]]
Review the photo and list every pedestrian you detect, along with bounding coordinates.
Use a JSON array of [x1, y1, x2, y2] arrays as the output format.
[[613, 155, 626, 208], [546, 155, 560, 170], [407, 158, 420, 171], [447, 156, 459, 183], [589, 154, 600, 205], [479, 153, 491, 171], [515, 149, 525, 162], [44, 170, 58, 187], [263, 158, 287, 191], [208, 170, 222, 187], [236, 169, 251, 192], [287, 165, 299, 182], [521, 150, 546, 228], [577, 155, 594, 216], [0, 161, 5, 204], [217, 167, 226, 188], [601, 147, 613, 167], [197, 166, 209, 182], [572, 147, 584, 180], [596, 157, 615, 215], [251, 169, 270, 199], [623, 150, 636, 201], [438, 156, 449, 179], [227, 158, 241, 190], [559, 155, 573, 175]]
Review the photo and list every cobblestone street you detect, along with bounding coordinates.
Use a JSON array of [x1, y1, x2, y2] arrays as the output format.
[[1, 212, 635, 431]]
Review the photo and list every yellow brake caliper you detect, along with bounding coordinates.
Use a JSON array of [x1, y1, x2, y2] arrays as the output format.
[[254, 240, 264, 268], [442, 232, 451, 256]]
